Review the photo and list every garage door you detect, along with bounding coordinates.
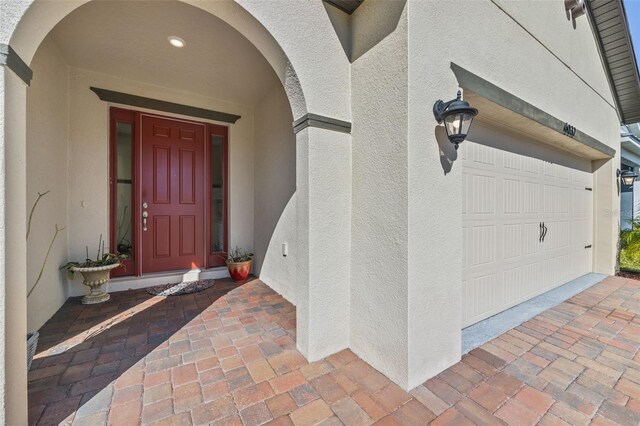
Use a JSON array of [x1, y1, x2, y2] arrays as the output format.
[[461, 141, 593, 327]]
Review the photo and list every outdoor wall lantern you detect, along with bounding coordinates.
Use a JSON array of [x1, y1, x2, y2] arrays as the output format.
[[617, 169, 638, 186], [565, 0, 586, 19], [433, 90, 478, 150]]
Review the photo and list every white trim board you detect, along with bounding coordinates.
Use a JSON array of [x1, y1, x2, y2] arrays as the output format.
[[461, 272, 608, 354], [68, 267, 230, 297]]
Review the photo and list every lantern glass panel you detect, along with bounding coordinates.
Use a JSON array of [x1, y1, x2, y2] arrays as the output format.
[[623, 175, 636, 186], [444, 112, 475, 139], [460, 113, 474, 135], [444, 113, 462, 138]]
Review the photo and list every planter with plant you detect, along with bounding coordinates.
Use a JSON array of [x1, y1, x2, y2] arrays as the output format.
[[61, 235, 127, 304], [221, 247, 253, 282]]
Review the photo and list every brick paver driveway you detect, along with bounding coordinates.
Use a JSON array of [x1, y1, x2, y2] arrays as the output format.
[[29, 276, 640, 425]]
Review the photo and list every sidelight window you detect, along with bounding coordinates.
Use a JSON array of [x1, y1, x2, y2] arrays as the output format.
[[208, 127, 228, 266], [110, 108, 136, 276]]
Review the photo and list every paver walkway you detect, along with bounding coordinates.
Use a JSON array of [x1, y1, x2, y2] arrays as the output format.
[[28, 276, 640, 425]]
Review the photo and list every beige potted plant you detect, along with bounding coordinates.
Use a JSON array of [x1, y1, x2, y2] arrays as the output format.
[[61, 235, 126, 304]]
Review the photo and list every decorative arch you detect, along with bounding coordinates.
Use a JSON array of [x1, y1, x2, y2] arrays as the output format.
[[8, 0, 315, 119]]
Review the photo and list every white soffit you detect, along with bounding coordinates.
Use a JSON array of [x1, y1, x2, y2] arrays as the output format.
[[48, 0, 278, 106], [622, 134, 640, 159]]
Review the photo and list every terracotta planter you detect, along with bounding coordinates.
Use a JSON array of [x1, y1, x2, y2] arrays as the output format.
[[71, 263, 121, 304], [227, 259, 252, 282]]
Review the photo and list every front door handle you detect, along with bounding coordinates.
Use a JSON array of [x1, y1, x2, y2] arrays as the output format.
[[142, 211, 148, 232]]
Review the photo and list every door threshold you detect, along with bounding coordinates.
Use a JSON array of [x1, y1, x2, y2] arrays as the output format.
[[106, 267, 229, 294]]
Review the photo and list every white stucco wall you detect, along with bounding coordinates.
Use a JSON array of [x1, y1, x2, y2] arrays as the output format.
[[593, 157, 619, 274], [65, 67, 255, 296], [26, 38, 70, 331], [0, 65, 7, 426], [2, 68, 29, 426], [429, 0, 618, 146], [253, 84, 297, 305], [0, 2, 625, 423], [2, 1, 354, 423], [350, 0, 410, 389], [236, 0, 350, 121], [404, 0, 619, 388], [346, 0, 620, 391], [296, 126, 351, 362], [492, 0, 614, 108]]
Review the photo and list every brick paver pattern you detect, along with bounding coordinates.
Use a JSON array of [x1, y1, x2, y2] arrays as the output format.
[[28, 276, 640, 425]]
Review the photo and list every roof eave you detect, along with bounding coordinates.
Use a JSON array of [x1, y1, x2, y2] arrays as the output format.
[[586, 0, 640, 124]]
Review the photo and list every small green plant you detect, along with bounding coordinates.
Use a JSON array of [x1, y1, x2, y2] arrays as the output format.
[[60, 234, 127, 278], [220, 247, 253, 263], [619, 219, 640, 272]]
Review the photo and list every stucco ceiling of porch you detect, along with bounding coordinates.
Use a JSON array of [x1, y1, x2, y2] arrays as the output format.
[[48, 0, 279, 107]]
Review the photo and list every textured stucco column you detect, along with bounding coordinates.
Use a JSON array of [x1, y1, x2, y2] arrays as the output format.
[[349, 0, 411, 389], [0, 67, 29, 424], [593, 157, 619, 275], [296, 126, 350, 361], [350, 0, 462, 391], [405, 0, 463, 389]]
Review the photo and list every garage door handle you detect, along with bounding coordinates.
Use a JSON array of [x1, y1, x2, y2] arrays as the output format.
[[542, 222, 548, 242], [539, 222, 543, 242]]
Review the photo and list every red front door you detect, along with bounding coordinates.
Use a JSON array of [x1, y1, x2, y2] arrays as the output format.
[[141, 115, 205, 273]]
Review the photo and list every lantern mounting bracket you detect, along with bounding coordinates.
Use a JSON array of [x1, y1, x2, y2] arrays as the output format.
[[433, 95, 459, 124]]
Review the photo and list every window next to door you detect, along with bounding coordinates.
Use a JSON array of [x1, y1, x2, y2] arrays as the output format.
[[207, 125, 229, 267], [110, 108, 136, 277], [109, 107, 229, 276]]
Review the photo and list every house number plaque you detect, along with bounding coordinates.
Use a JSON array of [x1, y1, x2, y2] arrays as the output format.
[[563, 122, 576, 137]]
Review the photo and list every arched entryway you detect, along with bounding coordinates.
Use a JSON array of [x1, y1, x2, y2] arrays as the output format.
[[1, 1, 352, 422]]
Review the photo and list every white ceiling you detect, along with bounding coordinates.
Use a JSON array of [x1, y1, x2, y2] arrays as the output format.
[[49, 0, 279, 106]]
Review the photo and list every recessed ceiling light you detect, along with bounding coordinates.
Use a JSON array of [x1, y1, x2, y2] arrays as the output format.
[[168, 36, 186, 48]]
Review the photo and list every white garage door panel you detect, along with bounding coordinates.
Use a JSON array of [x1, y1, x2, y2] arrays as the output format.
[[462, 142, 593, 327]]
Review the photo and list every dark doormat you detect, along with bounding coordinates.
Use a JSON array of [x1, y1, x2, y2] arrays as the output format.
[[146, 279, 216, 296]]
